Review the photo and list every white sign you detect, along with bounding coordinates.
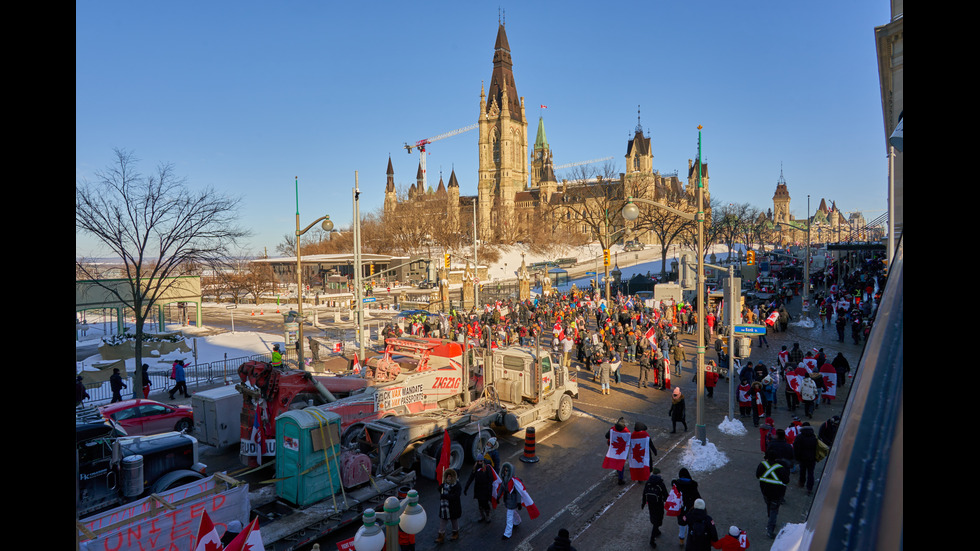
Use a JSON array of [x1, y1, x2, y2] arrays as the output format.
[[79, 475, 250, 551]]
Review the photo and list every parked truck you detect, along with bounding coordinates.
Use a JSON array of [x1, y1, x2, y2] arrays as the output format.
[[75, 413, 208, 518], [236, 337, 467, 466], [245, 343, 577, 550]]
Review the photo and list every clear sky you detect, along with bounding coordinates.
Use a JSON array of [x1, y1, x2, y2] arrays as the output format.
[[76, 1, 892, 258]]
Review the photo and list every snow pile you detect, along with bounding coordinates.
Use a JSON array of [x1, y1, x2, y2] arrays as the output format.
[[770, 523, 808, 551], [717, 415, 748, 436], [790, 317, 816, 329], [678, 437, 729, 473]]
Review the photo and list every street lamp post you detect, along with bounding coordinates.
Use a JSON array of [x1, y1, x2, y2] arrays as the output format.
[[353, 172, 366, 363], [295, 177, 333, 369], [622, 125, 708, 445], [353, 490, 427, 551]]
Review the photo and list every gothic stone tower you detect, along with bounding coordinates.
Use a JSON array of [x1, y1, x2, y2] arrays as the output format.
[[384, 156, 397, 214], [478, 22, 528, 242], [531, 115, 558, 203], [772, 167, 791, 225]]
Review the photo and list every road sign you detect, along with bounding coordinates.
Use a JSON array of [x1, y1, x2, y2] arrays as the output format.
[[734, 324, 767, 335], [362, 297, 377, 303], [585, 271, 597, 276]]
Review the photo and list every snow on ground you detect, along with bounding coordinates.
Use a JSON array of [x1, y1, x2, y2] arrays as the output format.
[[677, 436, 730, 473], [717, 415, 749, 436]]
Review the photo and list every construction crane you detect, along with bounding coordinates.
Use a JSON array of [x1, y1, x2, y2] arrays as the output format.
[[553, 156, 614, 170], [404, 123, 479, 192]]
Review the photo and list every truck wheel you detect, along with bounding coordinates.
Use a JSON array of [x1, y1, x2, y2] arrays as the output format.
[[152, 470, 206, 494], [555, 394, 573, 422], [467, 431, 495, 462], [341, 423, 367, 449], [435, 440, 465, 472]]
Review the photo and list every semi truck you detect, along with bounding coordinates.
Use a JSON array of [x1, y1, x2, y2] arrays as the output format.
[[75, 414, 208, 518], [236, 337, 467, 466], [246, 343, 577, 550]]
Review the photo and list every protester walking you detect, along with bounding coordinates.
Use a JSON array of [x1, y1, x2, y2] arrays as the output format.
[[110, 368, 127, 403], [436, 468, 462, 543], [641, 467, 669, 547]]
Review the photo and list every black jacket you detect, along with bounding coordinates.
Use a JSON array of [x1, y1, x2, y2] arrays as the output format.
[[793, 426, 819, 464], [682, 508, 718, 551]]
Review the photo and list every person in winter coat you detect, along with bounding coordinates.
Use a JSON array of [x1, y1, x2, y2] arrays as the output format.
[[110, 368, 127, 403], [672, 342, 687, 376], [818, 416, 841, 448], [671, 468, 701, 545], [766, 429, 795, 470], [711, 526, 749, 551], [800, 374, 818, 418], [757, 452, 790, 538], [793, 423, 819, 494], [669, 387, 688, 433], [704, 362, 719, 398], [641, 467, 669, 547], [168, 360, 189, 399], [76, 375, 90, 406], [464, 458, 494, 523], [832, 352, 851, 386], [546, 528, 577, 551], [599, 355, 612, 395], [495, 462, 539, 540], [436, 468, 462, 543], [681, 498, 718, 551]]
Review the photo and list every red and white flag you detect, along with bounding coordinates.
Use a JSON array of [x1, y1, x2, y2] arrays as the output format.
[[333, 342, 342, 353], [820, 363, 837, 399], [224, 517, 265, 551], [644, 326, 657, 348], [251, 406, 265, 465], [803, 357, 817, 373], [193, 510, 223, 551], [664, 364, 671, 389], [628, 430, 651, 481], [664, 485, 683, 516], [540, 104, 548, 109], [787, 368, 805, 400], [602, 426, 631, 470], [352, 353, 361, 375], [765, 311, 779, 326]]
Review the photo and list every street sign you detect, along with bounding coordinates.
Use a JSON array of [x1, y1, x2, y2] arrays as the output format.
[[585, 271, 597, 276], [734, 324, 767, 335], [362, 297, 377, 303]]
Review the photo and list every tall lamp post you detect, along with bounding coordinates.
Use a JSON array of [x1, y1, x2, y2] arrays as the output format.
[[354, 490, 427, 551], [353, 172, 366, 363], [622, 125, 708, 444], [295, 177, 333, 369]]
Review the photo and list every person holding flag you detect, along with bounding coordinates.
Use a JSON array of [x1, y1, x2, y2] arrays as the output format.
[[492, 462, 540, 540], [628, 421, 656, 482], [819, 361, 837, 404], [603, 417, 631, 484], [351, 352, 362, 376], [224, 517, 266, 551]]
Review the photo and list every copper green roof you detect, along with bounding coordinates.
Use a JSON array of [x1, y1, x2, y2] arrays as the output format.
[[534, 116, 549, 150]]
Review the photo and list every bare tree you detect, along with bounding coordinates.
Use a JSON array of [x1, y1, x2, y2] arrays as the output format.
[[76, 148, 248, 398], [715, 202, 755, 262]]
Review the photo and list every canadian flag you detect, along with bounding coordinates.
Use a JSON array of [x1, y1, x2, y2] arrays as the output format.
[[820, 363, 837, 399], [224, 517, 266, 551], [628, 430, 651, 481], [602, 426, 631, 470], [765, 311, 779, 326], [352, 353, 361, 375], [803, 357, 817, 373], [193, 510, 223, 551], [644, 326, 657, 348], [664, 364, 671, 389], [333, 342, 342, 353], [664, 485, 683, 516], [786, 369, 803, 400]]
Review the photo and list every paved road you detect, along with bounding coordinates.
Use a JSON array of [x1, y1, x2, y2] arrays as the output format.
[[178, 293, 863, 551]]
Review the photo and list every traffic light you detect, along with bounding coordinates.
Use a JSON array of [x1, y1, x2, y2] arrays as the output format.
[[603, 249, 611, 267], [445, 253, 451, 270], [746, 250, 756, 266], [369, 263, 375, 276]]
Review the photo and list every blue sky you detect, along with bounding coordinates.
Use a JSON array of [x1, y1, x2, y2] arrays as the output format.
[[76, 1, 892, 257]]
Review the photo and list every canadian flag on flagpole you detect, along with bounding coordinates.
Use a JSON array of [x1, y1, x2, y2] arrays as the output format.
[[540, 104, 548, 109], [193, 510, 223, 551], [352, 353, 361, 375], [224, 517, 266, 551]]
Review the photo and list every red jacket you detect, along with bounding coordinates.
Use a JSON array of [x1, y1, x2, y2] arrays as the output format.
[[712, 531, 749, 550]]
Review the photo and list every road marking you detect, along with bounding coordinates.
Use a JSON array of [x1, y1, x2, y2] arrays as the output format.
[[512, 437, 684, 549]]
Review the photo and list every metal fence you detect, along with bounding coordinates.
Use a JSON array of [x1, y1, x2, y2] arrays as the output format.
[[81, 353, 269, 406]]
